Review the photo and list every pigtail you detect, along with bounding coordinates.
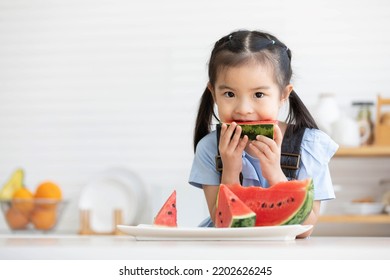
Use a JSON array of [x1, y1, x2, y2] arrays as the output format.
[[287, 90, 318, 131], [193, 87, 217, 152]]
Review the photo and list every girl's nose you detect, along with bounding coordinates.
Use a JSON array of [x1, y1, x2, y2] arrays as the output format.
[[235, 98, 254, 116]]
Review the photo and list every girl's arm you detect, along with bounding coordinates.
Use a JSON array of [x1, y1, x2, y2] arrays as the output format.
[[297, 200, 321, 238], [218, 123, 248, 184], [203, 185, 220, 224], [248, 124, 287, 185], [203, 123, 249, 224]]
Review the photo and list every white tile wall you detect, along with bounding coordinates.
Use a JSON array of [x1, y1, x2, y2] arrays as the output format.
[[0, 0, 390, 233]]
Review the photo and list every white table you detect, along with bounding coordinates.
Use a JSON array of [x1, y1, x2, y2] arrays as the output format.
[[1, 235, 389, 260]]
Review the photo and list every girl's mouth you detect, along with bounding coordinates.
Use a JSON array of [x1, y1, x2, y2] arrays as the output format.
[[232, 120, 260, 123]]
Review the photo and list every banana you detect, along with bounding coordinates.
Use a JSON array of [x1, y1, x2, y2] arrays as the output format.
[[0, 169, 24, 200]]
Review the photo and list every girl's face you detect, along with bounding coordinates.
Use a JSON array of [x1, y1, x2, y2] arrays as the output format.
[[210, 61, 292, 123]]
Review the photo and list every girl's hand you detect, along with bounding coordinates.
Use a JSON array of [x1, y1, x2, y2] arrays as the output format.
[[248, 124, 287, 185], [219, 122, 248, 184]]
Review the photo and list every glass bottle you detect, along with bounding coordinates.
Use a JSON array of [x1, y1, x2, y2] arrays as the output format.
[[352, 101, 374, 145]]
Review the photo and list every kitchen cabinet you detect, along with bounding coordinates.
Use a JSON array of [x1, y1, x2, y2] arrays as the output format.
[[318, 145, 390, 225]]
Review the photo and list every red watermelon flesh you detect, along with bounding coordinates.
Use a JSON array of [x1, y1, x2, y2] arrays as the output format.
[[215, 185, 256, 228], [153, 190, 177, 227], [234, 120, 277, 125], [226, 178, 314, 226]]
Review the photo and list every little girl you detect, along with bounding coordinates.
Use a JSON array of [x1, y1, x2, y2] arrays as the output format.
[[188, 30, 339, 238]]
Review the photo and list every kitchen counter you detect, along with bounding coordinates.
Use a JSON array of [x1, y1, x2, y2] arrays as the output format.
[[1, 234, 389, 260]]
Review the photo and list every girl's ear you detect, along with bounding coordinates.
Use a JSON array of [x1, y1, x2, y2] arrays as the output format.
[[281, 84, 293, 104], [207, 82, 215, 100]]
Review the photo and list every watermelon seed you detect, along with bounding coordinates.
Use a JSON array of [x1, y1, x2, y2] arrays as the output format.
[[261, 202, 267, 208], [218, 211, 222, 216], [269, 203, 274, 208], [277, 201, 282, 207], [231, 198, 236, 202], [172, 203, 176, 208], [291, 197, 295, 202], [167, 211, 172, 215]]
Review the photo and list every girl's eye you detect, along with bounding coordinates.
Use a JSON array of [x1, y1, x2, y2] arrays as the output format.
[[254, 92, 264, 98], [224, 91, 235, 98]]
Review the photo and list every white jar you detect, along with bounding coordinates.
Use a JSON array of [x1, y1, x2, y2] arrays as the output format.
[[331, 115, 361, 147], [313, 93, 341, 135]]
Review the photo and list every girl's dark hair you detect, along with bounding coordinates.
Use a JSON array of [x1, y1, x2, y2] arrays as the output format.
[[193, 29, 318, 152]]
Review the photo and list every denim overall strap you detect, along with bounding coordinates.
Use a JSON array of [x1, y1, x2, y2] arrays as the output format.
[[280, 125, 305, 179]]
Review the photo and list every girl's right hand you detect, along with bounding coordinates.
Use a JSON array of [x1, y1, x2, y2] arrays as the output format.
[[219, 122, 248, 184]]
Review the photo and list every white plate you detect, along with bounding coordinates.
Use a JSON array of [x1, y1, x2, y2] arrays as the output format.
[[117, 224, 313, 241], [79, 168, 148, 232]]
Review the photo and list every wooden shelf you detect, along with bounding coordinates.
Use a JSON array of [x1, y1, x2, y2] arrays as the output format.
[[335, 146, 390, 157], [319, 214, 390, 223]]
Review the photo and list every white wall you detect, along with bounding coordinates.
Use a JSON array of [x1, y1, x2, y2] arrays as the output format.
[[1, 0, 390, 232]]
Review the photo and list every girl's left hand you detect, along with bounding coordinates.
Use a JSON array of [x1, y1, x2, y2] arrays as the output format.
[[248, 124, 287, 185]]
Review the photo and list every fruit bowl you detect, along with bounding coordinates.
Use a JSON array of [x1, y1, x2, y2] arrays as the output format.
[[0, 199, 67, 231]]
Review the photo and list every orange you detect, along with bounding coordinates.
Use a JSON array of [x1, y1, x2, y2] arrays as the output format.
[[13, 187, 33, 199], [5, 208, 29, 229], [12, 187, 34, 214], [31, 208, 57, 230], [34, 181, 62, 210], [34, 181, 62, 200]]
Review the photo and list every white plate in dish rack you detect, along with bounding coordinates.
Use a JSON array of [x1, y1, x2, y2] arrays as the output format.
[[117, 224, 313, 241], [79, 168, 147, 232]]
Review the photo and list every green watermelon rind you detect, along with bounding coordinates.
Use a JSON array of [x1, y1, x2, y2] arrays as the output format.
[[226, 122, 275, 140], [283, 179, 314, 225], [241, 124, 274, 140], [230, 214, 256, 227]]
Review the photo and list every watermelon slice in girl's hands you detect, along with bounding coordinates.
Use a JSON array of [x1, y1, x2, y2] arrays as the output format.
[[223, 120, 278, 140], [153, 190, 177, 227], [235, 120, 277, 140]]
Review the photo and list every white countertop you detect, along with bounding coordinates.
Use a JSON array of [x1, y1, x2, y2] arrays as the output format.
[[1, 234, 389, 260]]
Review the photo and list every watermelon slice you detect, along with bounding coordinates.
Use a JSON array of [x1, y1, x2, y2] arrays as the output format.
[[225, 178, 314, 226], [215, 185, 256, 228], [153, 190, 177, 227], [224, 120, 277, 140]]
